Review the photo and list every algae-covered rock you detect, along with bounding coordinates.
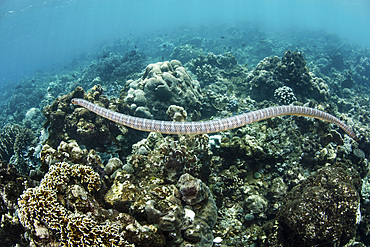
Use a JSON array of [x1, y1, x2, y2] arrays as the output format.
[[104, 157, 123, 175], [104, 133, 217, 247], [178, 173, 211, 205], [166, 105, 187, 122], [245, 194, 268, 215], [43, 85, 129, 152], [246, 51, 329, 102], [276, 164, 360, 246], [219, 134, 266, 164]]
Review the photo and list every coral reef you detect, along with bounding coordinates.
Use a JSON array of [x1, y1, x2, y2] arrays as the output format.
[[0, 124, 38, 175], [43, 85, 130, 153], [1, 24, 370, 247], [37, 49, 370, 246], [188, 52, 247, 90], [22, 107, 45, 130], [277, 51, 329, 101], [171, 44, 204, 64], [246, 51, 329, 102], [104, 133, 217, 246], [354, 56, 370, 84], [121, 60, 203, 121], [18, 141, 165, 247], [259, 164, 361, 246], [4, 85, 47, 127], [0, 161, 33, 246], [81, 50, 145, 84]]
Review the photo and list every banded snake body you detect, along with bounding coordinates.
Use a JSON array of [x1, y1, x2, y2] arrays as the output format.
[[71, 98, 359, 142]]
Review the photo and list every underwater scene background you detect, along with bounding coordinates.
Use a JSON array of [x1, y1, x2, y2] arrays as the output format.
[[1, 0, 370, 246]]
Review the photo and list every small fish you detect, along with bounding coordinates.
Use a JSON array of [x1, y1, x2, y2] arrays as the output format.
[[15, 85, 22, 89]]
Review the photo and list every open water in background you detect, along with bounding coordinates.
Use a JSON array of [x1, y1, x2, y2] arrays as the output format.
[[0, 0, 369, 85]]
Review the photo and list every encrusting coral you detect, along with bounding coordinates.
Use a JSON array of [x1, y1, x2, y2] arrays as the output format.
[[274, 86, 297, 105]]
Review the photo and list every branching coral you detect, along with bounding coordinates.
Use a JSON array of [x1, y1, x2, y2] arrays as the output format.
[[17, 161, 126, 246]]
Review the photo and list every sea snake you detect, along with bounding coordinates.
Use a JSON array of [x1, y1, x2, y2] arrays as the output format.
[[71, 98, 359, 142]]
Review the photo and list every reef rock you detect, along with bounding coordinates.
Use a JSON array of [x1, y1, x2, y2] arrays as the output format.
[[275, 164, 360, 246], [43, 85, 129, 152], [177, 173, 210, 205], [246, 51, 329, 102], [105, 133, 217, 247], [19, 141, 164, 247]]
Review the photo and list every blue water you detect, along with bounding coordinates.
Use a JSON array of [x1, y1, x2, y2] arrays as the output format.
[[0, 0, 369, 84]]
